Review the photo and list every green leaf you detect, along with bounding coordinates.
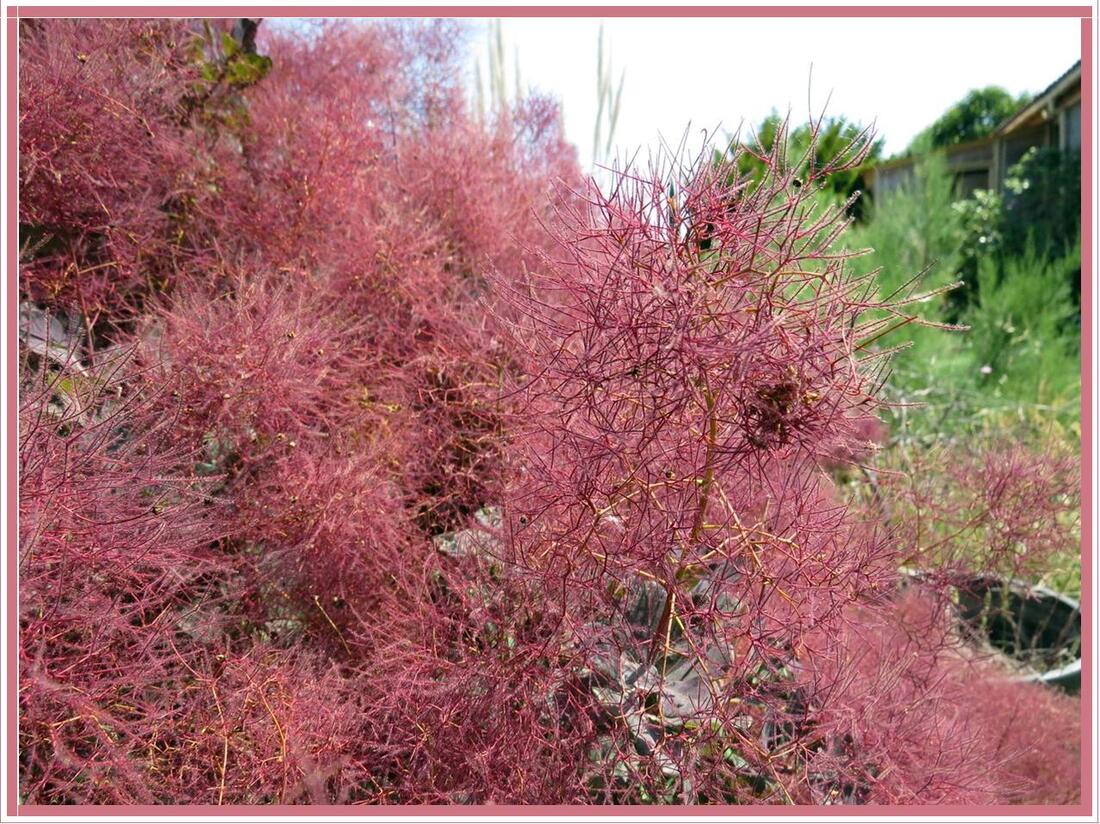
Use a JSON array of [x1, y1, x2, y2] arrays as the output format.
[[221, 31, 240, 59], [225, 53, 272, 87]]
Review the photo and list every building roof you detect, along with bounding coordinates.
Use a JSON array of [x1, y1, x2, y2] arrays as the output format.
[[994, 60, 1082, 137], [872, 133, 992, 173], [868, 61, 1082, 180]]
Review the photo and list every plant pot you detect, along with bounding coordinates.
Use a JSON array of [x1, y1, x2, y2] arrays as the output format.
[[953, 575, 1081, 693]]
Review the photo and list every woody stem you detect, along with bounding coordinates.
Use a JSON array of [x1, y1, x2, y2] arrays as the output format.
[[650, 378, 718, 669]]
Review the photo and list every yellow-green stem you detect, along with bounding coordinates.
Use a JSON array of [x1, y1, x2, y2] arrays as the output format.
[[650, 379, 718, 668]]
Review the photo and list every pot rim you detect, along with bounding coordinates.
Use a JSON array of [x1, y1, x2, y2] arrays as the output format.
[[897, 567, 1081, 684]]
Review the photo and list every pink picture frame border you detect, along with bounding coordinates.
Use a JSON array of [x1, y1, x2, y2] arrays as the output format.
[[5, 4, 1094, 817]]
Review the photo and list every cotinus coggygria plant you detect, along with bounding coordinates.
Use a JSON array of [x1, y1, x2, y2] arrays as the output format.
[[448, 126, 1080, 804]]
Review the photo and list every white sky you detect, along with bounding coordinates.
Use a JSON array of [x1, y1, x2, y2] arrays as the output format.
[[466, 17, 1082, 171]]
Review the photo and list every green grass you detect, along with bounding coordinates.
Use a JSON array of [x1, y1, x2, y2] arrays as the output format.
[[840, 154, 1081, 595]]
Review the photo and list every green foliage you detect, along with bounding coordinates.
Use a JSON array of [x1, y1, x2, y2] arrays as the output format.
[[914, 86, 1029, 150], [1001, 146, 1081, 261], [964, 243, 1080, 413], [222, 42, 273, 87], [731, 114, 882, 221], [849, 153, 962, 293], [850, 148, 1081, 592], [184, 21, 272, 124], [844, 156, 971, 433], [849, 154, 1079, 442], [949, 187, 1004, 314]]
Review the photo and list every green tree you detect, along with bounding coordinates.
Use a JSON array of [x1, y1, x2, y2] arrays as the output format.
[[1000, 146, 1081, 262], [729, 113, 883, 221], [913, 87, 1029, 150]]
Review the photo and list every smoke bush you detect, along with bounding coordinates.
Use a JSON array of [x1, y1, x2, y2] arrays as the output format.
[[19, 355, 226, 803], [795, 591, 1008, 804], [461, 129, 953, 803], [18, 20, 202, 315], [230, 439, 422, 657], [878, 437, 1080, 582], [151, 646, 362, 804], [143, 268, 370, 461]]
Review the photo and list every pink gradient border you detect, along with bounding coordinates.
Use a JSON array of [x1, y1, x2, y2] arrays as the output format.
[[8, 4, 1094, 15], [6, 10, 15, 823], [5, 4, 1094, 819], [1081, 12, 1096, 824]]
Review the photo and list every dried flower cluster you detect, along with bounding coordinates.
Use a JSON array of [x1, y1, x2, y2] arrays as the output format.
[[18, 18, 1081, 806]]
